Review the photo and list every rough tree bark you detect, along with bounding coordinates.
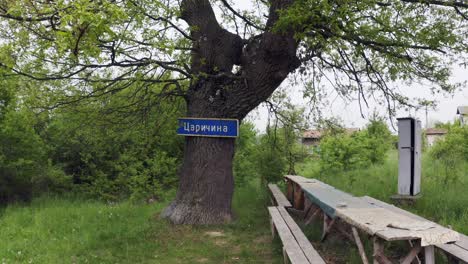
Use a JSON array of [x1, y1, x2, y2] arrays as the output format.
[[162, 0, 300, 224]]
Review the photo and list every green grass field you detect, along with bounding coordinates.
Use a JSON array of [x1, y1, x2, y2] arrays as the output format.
[[0, 183, 283, 264], [1, 150, 466, 263]]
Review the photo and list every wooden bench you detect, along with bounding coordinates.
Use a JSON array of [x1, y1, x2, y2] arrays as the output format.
[[268, 183, 292, 208], [362, 196, 468, 264], [268, 206, 325, 264]]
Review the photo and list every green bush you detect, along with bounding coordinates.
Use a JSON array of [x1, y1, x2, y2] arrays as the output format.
[[233, 123, 259, 186], [430, 124, 468, 184], [0, 95, 71, 204], [318, 118, 392, 173]]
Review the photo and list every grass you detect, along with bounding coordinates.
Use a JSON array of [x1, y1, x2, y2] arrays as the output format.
[[2, 150, 466, 263], [297, 150, 468, 263], [0, 182, 283, 264]]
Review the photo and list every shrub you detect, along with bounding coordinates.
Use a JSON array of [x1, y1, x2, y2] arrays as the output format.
[[430, 124, 468, 184]]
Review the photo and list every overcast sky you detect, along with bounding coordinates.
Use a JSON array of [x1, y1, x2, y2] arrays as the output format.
[[221, 1, 468, 132]]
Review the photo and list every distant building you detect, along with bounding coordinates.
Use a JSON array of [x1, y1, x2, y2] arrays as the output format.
[[425, 128, 447, 147], [302, 130, 322, 146], [457, 106, 468, 126], [301, 128, 360, 146]]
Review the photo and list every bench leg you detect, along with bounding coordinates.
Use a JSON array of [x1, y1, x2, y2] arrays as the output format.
[[270, 217, 276, 239], [424, 246, 435, 264], [283, 247, 290, 264]]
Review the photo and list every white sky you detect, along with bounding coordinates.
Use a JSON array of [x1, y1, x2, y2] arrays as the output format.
[[223, 1, 468, 132]]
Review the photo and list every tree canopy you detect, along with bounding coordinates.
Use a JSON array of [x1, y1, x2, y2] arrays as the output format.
[[1, 0, 467, 224], [0, 0, 466, 110]]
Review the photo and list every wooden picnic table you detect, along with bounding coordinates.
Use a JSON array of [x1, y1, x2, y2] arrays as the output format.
[[284, 175, 460, 264]]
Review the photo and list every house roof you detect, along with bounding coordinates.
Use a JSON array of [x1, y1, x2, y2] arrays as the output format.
[[302, 128, 360, 139], [425, 128, 447, 135], [457, 106, 468, 115], [303, 130, 322, 139]]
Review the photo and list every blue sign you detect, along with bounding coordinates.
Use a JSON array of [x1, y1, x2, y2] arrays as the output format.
[[177, 118, 239, 138]]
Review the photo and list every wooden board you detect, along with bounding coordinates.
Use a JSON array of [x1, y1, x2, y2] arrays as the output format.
[[437, 243, 468, 262], [268, 183, 292, 207], [277, 206, 326, 264], [301, 181, 373, 218], [362, 196, 468, 261], [268, 207, 310, 264], [284, 175, 315, 184], [456, 234, 468, 251]]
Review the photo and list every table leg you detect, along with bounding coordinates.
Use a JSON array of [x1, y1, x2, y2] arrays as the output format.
[[424, 246, 435, 264], [373, 236, 392, 264], [287, 180, 294, 202], [321, 214, 335, 241], [401, 240, 421, 264], [352, 227, 369, 264], [304, 207, 321, 226], [293, 183, 304, 210]]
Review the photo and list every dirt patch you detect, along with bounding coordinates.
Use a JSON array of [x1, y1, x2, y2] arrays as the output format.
[[205, 231, 225, 237], [214, 239, 227, 246], [253, 235, 270, 244], [196, 257, 209, 263]]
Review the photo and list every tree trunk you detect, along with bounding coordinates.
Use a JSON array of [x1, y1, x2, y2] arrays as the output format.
[[162, 0, 300, 225], [162, 136, 235, 224]]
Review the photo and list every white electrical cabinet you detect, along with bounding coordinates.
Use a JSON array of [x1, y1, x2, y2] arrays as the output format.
[[397, 118, 421, 196]]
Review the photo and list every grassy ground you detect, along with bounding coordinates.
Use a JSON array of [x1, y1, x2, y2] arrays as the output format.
[[0, 183, 283, 264], [1, 151, 466, 264], [296, 150, 468, 263]]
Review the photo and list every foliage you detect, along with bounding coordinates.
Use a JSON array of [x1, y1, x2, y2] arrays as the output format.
[[43, 85, 185, 202], [233, 122, 259, 187], [254, 105, 308, 184], [318, 118, 393, 173], [430, 124, 468, 184], [0, 83, 72, 205], [0, 76, 184, 204]]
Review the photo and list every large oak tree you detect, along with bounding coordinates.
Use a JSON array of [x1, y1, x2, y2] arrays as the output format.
[[0, 0, 467, 224]]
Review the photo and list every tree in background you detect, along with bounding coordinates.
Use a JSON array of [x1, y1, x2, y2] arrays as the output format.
[[430, 123, 468, 184], [365, 115, 394, 164], [0, 79, 70, 205], [319, 118, 393, 173], [1, 0, 468, 224], [256, 103, 308, 183]]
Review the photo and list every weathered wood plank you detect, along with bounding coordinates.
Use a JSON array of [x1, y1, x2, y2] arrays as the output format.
[[277, 206, 326, 264], [284, 175, 315, 184], [268, 207, 310, 264], [437, 243, 468, 263], [268, 183, 292, 207], [362, 196, 467, 261], [302, 182, 372, 218], [456, 234, 468, 251]]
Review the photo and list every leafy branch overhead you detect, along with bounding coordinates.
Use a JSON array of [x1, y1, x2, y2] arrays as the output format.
[[0, 0, 467, 114]]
